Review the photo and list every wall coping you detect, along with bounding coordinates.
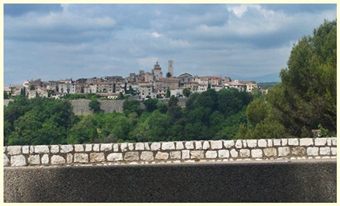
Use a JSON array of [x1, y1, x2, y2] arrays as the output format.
[[3, 137, 337, 167]]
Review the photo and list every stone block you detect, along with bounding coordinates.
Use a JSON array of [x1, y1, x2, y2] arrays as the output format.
[[7, 146, 22, 155], [267, 139, 273, 147], [162, 142, 175, 150], [22, 146, 29, 154], [331, 147, 336, 155], [170, 151, 181, 160], [120, 143, 128, 152], [190, 150, 204, 159], [85, 144, 92, 152], [195, 141, 202, 150], [107, 153, 123, 161], [141, 151, 154, 161], [66, 153, 73, 163], [326, 138, 332, 146], [235, 140, 242, 148], [175, 142, 184, 150], [182, 150, 190, 159], [74, 153, 88, 163], [202, 141, 210, 150], [60, 145, 73, 153], [11, 155, 26, 166], [306, 147, 319, 156], [100, 143, 112, 152], [41, 154, 49, 164], [90, 153, 105, 162], [273, 139, 281, 146], [319, 147, 331, 156], [113, 144, 119, 152], [4, 155, 9, 166], [258, 139, 267, 147], [205, 150, 217, 159], [124, 152, 139, 161], [224, 140, 234, 149], [230, 149, 238, 158], [50, 145, 59, 153], [288, 138, 299, 146], [251, 149, 263, 158], [242, 140, 247, 147], [185, 141, 194, 149], [263, 148, 277, 157], [150, 142, 161, 151], [34, 145, 49, 154], [29, 146, 34, 154], [128, 143, 134, 151], [218, 150, 229, 158], [135, 143, 145, 150], [210, 141, 223, 149], [314, 138, 327, 146], [332, 139, 336, 146], [144, 143, 150, 150], [74, 144, 84, 152], [28, 155, 40, 165], [300, 138, 313, 146], [281, 139, 288, 146], [291, 147, 306, 156], [278, 147, 290, 157], [239, 149, 250, 158], [51, 155, 66, 165], [247, 140, 257, 148], [155, 151, 169, 160]]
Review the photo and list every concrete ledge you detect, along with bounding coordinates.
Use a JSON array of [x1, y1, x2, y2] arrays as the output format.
[[4, 159, 336, 202]]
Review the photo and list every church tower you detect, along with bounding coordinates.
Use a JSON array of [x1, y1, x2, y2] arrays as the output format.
[[168, 60, 174, 77]]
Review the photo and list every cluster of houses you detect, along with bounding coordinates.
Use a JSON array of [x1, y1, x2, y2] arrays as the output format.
[[5, 60, 265, 100]]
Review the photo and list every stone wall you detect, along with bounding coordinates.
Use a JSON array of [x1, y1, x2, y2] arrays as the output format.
[[69, 99, 124, 115], [3, 137, 336, 167]]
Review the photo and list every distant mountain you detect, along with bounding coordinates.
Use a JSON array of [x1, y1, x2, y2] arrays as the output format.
[[231, 72, 280, 83]]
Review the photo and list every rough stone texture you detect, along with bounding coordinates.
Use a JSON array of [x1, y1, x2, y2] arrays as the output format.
[[124, 152, 139, 161], [135, 143, 145, 150], [273, 139, 281, 146], [151, 142, 161, 151], [60, 145, 73, 153], [315, 138, 327, 146], [205, 151, 217, 159], [51, 145, 59, 153], [331, 147, 336, 155], [170, 151, 181, 160], [92, 144, 100, 152], [120, 143, 128, 152], [140, 151, 154, 161], [202, 141, 210, 150], [51, 155, 66, 165], [307, 147, 319, 156], [278, 147, 290, 157], [11, 155, 26, 166], [326, 139, 332, 146], [190, 151, 204, 160], [281, 139, 288, 146], [239, 149, 250, 158], [320, 147, 331, 156], [224, 140, 234, 149], [258, 139, 267, 148], [251, 149, 263, 158], [162, 142, 175, 150], [28, 155, 40, 165], [144, 143, 150, 150], [267, 139, 273, 147], [22, 146, 29, 154], [291, 147, 306, 156], [210, 141, 223, 149], [113, 144, 119, 152], [90, 153, 105, 163], [332, 139, 336, 146], [247, 140, 257, 148], [4, 154, 9, 166], [175, 142, 184, 150], [74, 144, 84, 152], [195, 141, 202, 150], [299, 138, 313, 146], [41, 154, 49, 165], [288, 138, 299, 146], [155, 152, 169, 160], [242, 140, 247, 148], [182, 150, 190, 159], [235, 140, 242, 149], [100, 144, 112, 152], [107, 153, 123, 161], [29, 146, 34, 154], [128, 143, 134, 151], [66, 154, 73, 164], [218, 150, 229, 158], [230, 149, 238, 158], [85, 144, 92, 152], [185, 142, 194, 149], [74, 153, 88, 163], [7, 146, 22, 155], [34, 145, 49, 154], [263, 148, 277, 157]]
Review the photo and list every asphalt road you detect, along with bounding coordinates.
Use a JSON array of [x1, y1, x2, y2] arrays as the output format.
[[4, 159, 336, 202]]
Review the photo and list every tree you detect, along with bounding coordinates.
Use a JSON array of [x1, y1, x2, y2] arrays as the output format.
[[165, 88, 171, 98], [89, 99, 102, 113], [123, 100, 142, 115], [144, 98, 158, 112], [183, 88, 191, 97], [246, 98, 269, 126]]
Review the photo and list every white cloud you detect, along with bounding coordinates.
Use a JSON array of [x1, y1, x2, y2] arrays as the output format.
[[151, 32, 162, 38]]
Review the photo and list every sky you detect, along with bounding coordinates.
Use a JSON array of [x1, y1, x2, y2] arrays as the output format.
[[4, 4, 337, 85]]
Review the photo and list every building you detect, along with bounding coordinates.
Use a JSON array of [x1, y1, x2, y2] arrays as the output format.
[[152, 61, 163, 81], [168, 60, 174, 77]]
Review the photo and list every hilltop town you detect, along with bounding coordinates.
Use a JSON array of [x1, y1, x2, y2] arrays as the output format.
[[5, 60, 266, 100]]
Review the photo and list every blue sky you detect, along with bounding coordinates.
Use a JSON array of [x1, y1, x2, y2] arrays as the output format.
[[4, 4, 337, 85]]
